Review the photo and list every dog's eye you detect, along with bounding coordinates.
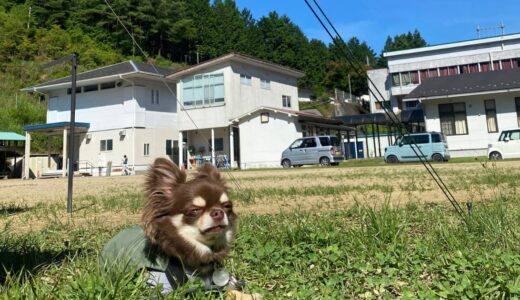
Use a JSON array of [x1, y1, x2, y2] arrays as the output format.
[[186, 208, 202, 217], [222, 202, 233, 209]]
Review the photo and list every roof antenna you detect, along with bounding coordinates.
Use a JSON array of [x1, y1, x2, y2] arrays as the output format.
[[476, 21, 505, 38]]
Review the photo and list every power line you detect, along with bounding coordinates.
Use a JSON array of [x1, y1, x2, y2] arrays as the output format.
[[103, 0, 252, 201], [305, 0, 466, 222]]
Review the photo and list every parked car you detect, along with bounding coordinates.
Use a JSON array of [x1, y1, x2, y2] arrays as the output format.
[[488, 129, 520, 160], [281, 136, 344, 168], [384, 132, 450, 163]]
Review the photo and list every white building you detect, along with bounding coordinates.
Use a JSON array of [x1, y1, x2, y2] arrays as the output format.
[[22, 61, 178, 176], [368, 33, 520, 113], [405, 67, 520, 157], [168, 53, 351, 169], [367, 33, 520, 157], [22, 54, 350, 175]]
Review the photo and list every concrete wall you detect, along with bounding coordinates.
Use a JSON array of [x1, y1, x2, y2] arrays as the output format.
[[367, 68, 392, 113], [423, 91, 520, 157], [177, 61, 300, 130], [238, 111, 302, 169], [79, 127, 176, 174]]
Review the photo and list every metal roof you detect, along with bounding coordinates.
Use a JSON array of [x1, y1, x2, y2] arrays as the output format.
[[405, 67, 520, 100], [167, 53, 305, 80], [23, 61, 175, 91], [0, 132, 26, 141], [24, 122, 90, 133], [335, 113, 396, 125], [230, 106, 354, 130]]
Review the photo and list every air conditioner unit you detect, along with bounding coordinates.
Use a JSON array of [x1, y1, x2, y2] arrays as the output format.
[[119, 130, 126, 136], [86, 133, 92, 140]]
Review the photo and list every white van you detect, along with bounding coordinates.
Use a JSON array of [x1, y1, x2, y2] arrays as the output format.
[[488, 129, 520, 160]]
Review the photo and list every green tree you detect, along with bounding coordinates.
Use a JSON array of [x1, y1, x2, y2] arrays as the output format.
[[326, 37, 376, 96], [299, 39, 329, 91], [376, 29, 427, 67], [256, 11, 308, 69]]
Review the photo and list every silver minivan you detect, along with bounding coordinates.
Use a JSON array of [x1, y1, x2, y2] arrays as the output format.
[[281, 136, 344, 168]]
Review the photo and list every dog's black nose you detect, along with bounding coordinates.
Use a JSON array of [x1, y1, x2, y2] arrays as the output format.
[[210, 208, 224, 221]]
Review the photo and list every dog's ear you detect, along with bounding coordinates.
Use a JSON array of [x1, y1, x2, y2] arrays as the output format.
[[197, 164, 226, 186], [143, 158, 186, 241], [145, 158, 186, 200]]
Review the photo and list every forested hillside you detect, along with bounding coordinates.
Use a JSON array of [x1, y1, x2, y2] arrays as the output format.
[[0, 0, 426, 151]]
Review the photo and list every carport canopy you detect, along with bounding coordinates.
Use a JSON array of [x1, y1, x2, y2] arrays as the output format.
[[335, 113, 398, 126], [24, 122, 90, 135], [22, 122, 90, 179]]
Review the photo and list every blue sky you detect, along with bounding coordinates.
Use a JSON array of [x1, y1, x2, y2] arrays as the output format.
[[235, 0, 520, 54]]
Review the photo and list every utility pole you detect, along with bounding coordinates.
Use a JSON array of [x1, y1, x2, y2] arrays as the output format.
[[40, 54, 78, 214], [67, 53, 78, 214], [348, 74, 352, 102], [196, 52, 200, 64]]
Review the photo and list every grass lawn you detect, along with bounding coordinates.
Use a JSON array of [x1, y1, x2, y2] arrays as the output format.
[[1, 160, 520, 298]]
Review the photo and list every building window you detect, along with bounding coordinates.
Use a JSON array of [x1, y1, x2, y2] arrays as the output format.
[[100, 82, 116, 90], [502, 59, 513, 70], [391, 73, 400, 87], [240, 74, 252, 85], [151, 89, 160, 104], [375, 100, 391, 110], [67, 87, 82, 95], [260, 112, 269, 123], [100, 139, 113, 152], [515, 97, 520, 127], [448, 66, 458, 75], [208, 138, 224, 151], [439, 102, 468, 135], [144, 143, 150, 156], [182, 73, 224, 107], [480, 62, 491, 72], [260, 79, 270, 89], [282, 95, 291, 108], [166, 140, 173, 156], [399, 72, 418, 85], [484, 99, 498, 133], [468, 64, 479, 73], [84, 84, 98, 92], [401, 72, 411, 85], [493, 61, 500, 71], [405, 100, 419, 109]]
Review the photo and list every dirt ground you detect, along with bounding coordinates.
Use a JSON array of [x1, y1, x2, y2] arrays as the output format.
[[1, 160, 518, 232]]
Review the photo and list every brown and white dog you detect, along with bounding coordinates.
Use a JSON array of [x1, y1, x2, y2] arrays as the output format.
[[142, 158, 260, 299]]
